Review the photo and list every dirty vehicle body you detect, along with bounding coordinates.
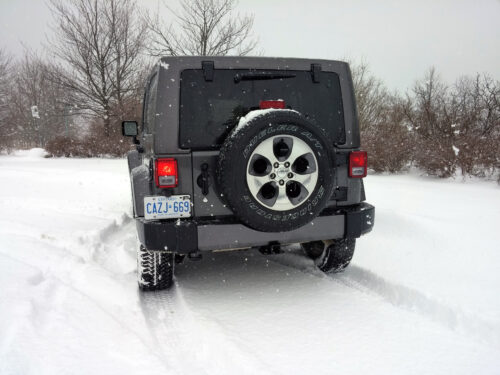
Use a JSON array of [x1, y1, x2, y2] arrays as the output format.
[[123, 56, 375, 290]]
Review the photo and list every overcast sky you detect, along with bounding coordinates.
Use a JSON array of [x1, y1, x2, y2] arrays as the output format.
[[0, 0, 498, 91]]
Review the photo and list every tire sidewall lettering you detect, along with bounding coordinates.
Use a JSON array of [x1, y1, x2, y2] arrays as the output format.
[[220, 111, 335, 231]]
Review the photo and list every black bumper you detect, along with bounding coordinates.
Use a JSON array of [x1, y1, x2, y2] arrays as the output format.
[[136, 203, 375, 253]]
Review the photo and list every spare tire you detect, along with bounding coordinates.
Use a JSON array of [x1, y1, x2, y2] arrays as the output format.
[[217, 109, 336, 232]]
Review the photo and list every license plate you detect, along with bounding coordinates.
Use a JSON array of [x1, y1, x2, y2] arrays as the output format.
[[144, 195, 191, 220]]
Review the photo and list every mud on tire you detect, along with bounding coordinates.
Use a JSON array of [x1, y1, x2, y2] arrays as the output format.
[[137, 246, 174, 291], [217, 110, 336, 232]]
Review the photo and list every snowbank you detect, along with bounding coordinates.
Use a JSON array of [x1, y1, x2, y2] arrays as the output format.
[[12, 148, 48, 158]]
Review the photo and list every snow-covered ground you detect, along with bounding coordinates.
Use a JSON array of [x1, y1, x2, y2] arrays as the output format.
[[1, 151, 499, 375]]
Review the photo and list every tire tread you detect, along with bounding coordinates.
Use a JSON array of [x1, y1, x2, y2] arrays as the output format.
[[137, 246, 174, 291], [303, 238, 356, 273]]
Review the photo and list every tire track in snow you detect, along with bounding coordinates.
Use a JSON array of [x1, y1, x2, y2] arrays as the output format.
[[271, 251, 500, 348], [95, 215, 499, 365], [91, 215, 271, 375], [0, 237, 173, 373], [56, 214, 178, 373], [139, 282, 273, 375], [337, 265, 500, 348], [138, 289, 197, 375], [85, 215, 186, 373]]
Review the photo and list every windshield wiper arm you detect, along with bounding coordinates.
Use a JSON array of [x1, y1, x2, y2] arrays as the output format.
[[234, 71, 296, 83]]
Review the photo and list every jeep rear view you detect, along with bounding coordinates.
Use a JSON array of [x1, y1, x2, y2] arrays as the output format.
[[122, 56, 375, 290]]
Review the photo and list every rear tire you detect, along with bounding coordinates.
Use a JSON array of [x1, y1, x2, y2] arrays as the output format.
[[137, 246, 174, 291], [302, 238, 356, 273]]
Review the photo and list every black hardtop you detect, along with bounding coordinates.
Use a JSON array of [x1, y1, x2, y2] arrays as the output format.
[[145, 56, 360, 154]]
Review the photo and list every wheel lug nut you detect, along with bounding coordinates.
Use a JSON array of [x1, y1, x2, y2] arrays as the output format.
[[270, 173, 276, 179], [284, 162, 290, 168], [279, 180, 285, 186], [287, 172, 293, 178], [274, 162, 279, 168]]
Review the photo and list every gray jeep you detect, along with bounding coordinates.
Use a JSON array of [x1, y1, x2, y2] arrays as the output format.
[[122, 56, 375, 290]]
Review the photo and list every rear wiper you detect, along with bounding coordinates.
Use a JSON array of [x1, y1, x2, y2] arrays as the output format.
[[234, 71, 296, 83]]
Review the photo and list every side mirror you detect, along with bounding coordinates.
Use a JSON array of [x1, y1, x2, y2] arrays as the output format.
[[122, 121, 138, 137]]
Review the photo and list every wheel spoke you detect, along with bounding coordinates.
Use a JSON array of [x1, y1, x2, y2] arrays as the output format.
[[247, 174, 271, 194], [273, 185, 291, 208], [287, 139, 311, 165], [256, 141, 278, 165], [293, 172, 313, 186]]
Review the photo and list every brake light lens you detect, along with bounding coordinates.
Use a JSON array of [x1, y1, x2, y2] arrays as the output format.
[[155, 158, 178, 188], [259, 100, 285, 109], [349, 151, 367, 178]]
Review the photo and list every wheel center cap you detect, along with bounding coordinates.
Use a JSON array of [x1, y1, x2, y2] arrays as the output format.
[[276, 167, 289, 179]]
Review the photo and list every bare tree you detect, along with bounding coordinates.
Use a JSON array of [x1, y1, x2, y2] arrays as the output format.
[[402, 68, 458, 177], [350, 60, 412, 172], [47, 0, 147, 137], [7, 51, 71, 148], [0, 50, 10, 115], [145, 0, 257, 57], [0, 49, 10, 105], [0, 48, 12, 149], [451, 74, 500, 176], [350, 61, 389, 133]]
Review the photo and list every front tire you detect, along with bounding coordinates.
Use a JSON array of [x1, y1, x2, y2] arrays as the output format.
[[302, 238, 356, 273], [137, 246, 174, 291]]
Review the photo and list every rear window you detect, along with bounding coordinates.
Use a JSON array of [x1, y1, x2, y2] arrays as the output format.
[[179, 69, 345, 149], [143, 73, 158, 134]]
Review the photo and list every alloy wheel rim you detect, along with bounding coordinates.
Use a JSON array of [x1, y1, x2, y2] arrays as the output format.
[[246, 135, 319, 211]]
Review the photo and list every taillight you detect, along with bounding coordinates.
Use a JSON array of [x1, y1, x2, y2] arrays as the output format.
[[349, 151, 367, 178], [259, 100, 285, 109], [155, 158, 178, 188]]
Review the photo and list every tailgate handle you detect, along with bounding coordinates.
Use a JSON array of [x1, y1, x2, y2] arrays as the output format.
[[197, 163, 211, 196]]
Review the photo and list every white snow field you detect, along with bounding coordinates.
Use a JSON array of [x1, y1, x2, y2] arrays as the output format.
[[1, 151, 499, 375]]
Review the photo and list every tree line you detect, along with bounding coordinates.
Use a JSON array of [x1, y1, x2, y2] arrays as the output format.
[[0, 0, 498, 179], [354, 63, 499, 179], [0, 0, 256, 156]]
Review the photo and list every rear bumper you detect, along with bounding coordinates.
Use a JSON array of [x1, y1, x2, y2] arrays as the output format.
[[136, 203, 375, 253]]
